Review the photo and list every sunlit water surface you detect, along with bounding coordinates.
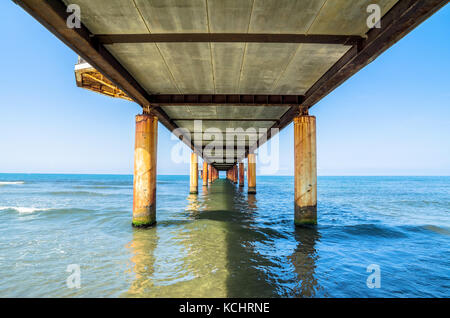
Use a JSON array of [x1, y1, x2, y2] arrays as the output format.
[[0, 174, 449, 297]]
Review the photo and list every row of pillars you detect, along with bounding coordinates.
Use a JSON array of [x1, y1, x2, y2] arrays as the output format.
[[132, 113, 317, 228], [222, 159, 256, 194], [189, 155, 221, 194]]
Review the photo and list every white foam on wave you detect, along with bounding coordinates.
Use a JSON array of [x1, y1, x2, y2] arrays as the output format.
[[0, 181, 25, 185], [0, 206, 49, 214]]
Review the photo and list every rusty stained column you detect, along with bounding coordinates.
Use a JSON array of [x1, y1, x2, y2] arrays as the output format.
[[202, 161, 208, 186], [294, 115, 317, 226], [247, 153, 256, 194], [231, 166, 235, 183], [239, 162, 244, 187], [208, 164, 212, 184], [190, 152, 198, 194], [133, 114, 158, 227], [233, 165, 238, 184]]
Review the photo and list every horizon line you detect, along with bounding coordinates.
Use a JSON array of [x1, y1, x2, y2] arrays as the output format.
[[0, 172, 449, 177]]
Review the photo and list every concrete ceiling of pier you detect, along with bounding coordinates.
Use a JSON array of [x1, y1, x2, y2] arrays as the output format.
[[62, 0, 398, 163]]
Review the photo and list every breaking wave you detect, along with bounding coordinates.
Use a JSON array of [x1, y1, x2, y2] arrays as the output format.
[[0, 206, 50, 214]]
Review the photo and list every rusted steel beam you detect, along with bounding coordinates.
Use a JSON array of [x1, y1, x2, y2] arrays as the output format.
[[96, 33, 363, 45], [13, 0, 202, 156], [202, 145, 250, 151], [173, 118, 279, 122], [302, 0, 448, 108], [150, 94, 303, 106]]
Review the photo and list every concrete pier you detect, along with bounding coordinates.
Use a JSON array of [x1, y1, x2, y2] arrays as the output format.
[[239, 162, 244, 187], [202, 161, 208, 186], [247, 153, 256, 194], [294, 115, 317, 226], [132, 114, 158, 227], [190, 153, 198, 194], [20, 0, 445, 230]]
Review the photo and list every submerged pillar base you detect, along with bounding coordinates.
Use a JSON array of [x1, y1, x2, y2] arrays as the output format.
[[132, 206, 156, 227], [248, 187, 256, 194], [294, 204, 317, 226]]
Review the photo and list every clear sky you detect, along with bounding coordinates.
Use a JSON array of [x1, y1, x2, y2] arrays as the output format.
[[0, 1, 448, 176]]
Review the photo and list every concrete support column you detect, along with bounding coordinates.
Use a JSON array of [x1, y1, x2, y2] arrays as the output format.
[[208, 165, 212, 184], [190, 153, 198, 194], [239, 162, 244, 187], [294, 115, 317, 226], [133, 114, 158, 227], [247, 153, 256, 194], [233, 165, 238, 184], [202, 161, 208, 186], [232, 166, 235, 183]]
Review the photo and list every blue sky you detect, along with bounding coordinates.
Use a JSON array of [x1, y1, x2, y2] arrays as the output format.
[[0, 1, 448, 176]]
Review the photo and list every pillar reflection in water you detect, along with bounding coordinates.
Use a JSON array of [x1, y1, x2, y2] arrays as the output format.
[[289, 227, 321, 297], [124, 228, 158, 297], [185, 193, 202, 218], [125, 182, 230, 297], [247, 194, 257, 213], [125, 180, 320, 297]]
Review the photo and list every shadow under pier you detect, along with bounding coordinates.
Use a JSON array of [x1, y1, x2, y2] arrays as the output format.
[[124, 179, 320, 297]]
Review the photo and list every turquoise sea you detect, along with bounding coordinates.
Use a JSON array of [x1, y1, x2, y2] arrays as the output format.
[[0, 174, 449, 297]]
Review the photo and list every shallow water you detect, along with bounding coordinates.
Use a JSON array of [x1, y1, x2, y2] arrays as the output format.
[[0, 174, 449, 297]]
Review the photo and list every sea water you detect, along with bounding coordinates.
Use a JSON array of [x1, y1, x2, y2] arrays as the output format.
[[0, 174, 448, 297]]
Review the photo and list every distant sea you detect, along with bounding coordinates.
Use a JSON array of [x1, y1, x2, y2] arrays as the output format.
[[0, 174, 449, 297]]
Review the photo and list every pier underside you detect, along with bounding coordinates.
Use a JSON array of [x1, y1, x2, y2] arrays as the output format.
[[15, 0, 447, 226]]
